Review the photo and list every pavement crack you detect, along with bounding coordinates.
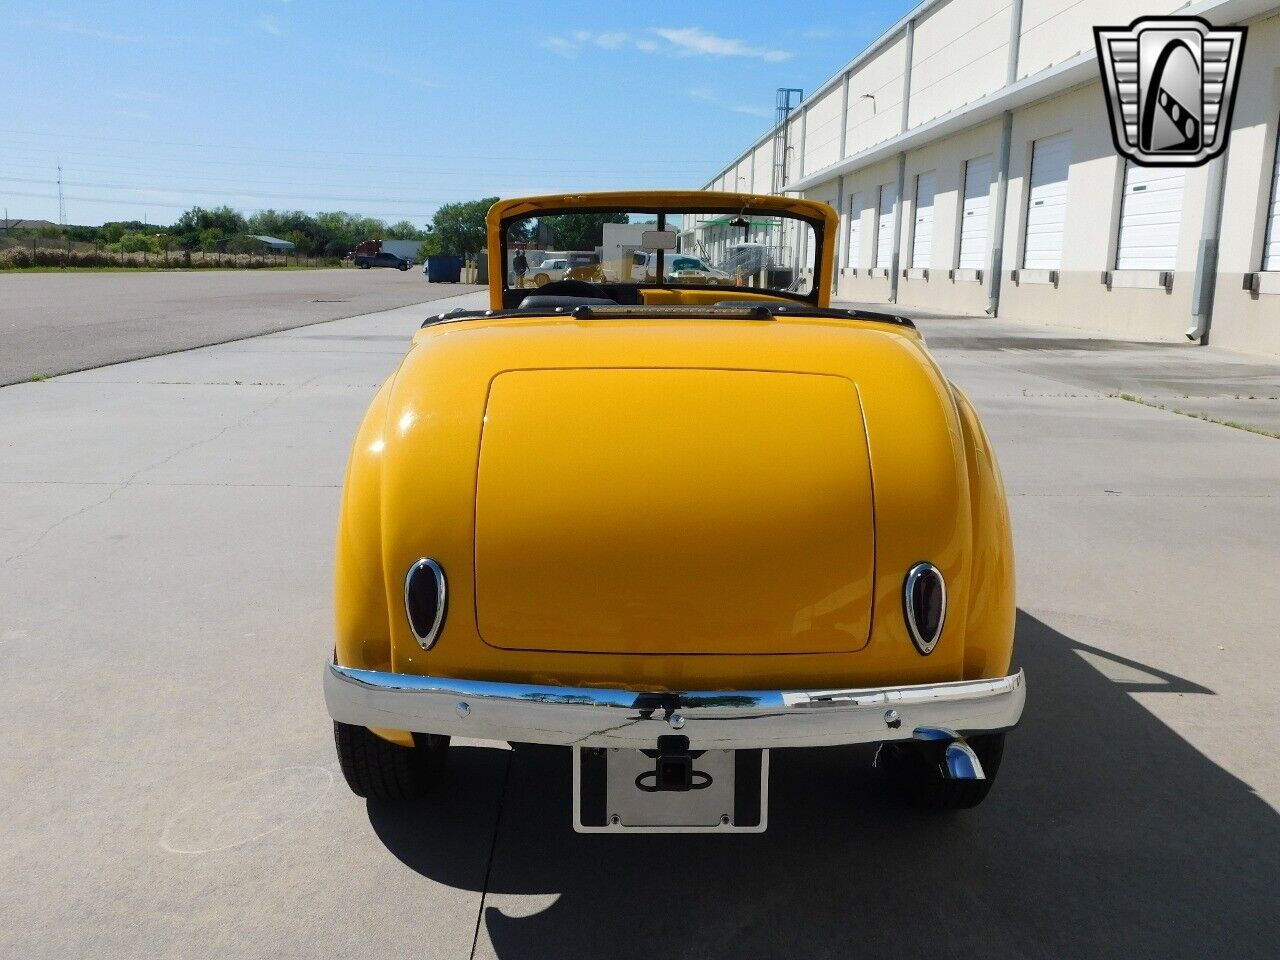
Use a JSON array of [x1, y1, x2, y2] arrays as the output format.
[[469, 748, 514, 960], [0, 370, 327, 568]]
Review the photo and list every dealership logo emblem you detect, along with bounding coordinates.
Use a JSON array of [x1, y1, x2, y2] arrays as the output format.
[[1094, 17, 1246, 167]]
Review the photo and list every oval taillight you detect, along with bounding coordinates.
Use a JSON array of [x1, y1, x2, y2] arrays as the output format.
[[903, 562, 946, 655], [404, 558, 447, 650]]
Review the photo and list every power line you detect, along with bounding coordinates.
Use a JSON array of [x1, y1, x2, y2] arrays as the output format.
[[0, 127, 718, 166]]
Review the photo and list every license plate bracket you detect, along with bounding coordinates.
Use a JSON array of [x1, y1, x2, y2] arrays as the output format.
[[573, 745, 768, 833]]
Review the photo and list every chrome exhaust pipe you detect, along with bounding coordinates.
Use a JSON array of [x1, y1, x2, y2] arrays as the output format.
[[943, 740, 986, 781], [911, 725, 986, 780]]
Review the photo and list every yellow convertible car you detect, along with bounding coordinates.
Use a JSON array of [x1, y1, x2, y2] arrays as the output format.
[[325, 191, 1023, 831]]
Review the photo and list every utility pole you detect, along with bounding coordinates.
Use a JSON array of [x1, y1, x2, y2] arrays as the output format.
[[56, 162, 67, 227]]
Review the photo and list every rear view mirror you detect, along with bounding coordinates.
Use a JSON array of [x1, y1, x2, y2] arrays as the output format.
[[641, 230, 678, 250]]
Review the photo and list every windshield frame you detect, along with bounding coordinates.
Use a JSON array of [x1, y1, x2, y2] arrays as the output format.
[[496, 201, 827, 309]]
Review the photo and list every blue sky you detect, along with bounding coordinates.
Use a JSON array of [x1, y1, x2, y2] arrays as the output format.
[[1, 1, 910, 227]]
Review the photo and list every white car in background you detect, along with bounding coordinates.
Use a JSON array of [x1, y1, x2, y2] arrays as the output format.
[[529, 258, 570, 286], [637, 252, 731, 284]]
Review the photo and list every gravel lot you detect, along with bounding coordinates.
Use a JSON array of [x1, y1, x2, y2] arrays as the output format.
[[0, 268, 483, 385], [1, 291, 1277, 958]]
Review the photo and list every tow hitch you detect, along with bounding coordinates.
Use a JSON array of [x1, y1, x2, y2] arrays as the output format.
[[573, 740, 768, 833], [635, 736, 711, 793]]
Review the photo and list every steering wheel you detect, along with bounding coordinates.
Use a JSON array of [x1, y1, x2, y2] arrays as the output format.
[[533, 279, 601, 298]]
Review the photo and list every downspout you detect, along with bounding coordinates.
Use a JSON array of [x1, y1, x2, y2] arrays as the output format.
[[1188, 147, 1229, 343], [986, 112, 1014, 315], [890, 154, 907, 302], [889, 18, 915, 304], [794, 108, 809, 278], [835, 72, 851, 294], [986, 0, 1024, 316]]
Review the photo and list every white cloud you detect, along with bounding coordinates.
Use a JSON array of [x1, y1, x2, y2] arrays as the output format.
[[541, 35, 578, 58], [651, 27, 792, 61], [20, 13, 219, 44], [112, 109, 153, 121], [22, 15, 146, 42], [342, 59, 441, 89], [256, 15, 284, 37], [592, 31, 630, 49], [541, 26, 790, 61], [687, 88, 773, 119]]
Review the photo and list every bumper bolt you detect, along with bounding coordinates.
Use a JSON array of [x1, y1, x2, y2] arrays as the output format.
[[668, 712, 686, 729], [456, 701, 470, 718], [884, 708, 901, 729]]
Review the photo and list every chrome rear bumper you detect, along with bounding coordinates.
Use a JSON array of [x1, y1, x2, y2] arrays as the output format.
[[324, 663, 1025, 750]]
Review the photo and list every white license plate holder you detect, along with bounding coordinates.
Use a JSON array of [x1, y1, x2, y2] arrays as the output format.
[[572, 745, 768, 833]]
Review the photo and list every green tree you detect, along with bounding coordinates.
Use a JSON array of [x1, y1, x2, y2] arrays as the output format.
[[385, 219, 428, 240], [422, 198, 498, 256], [174, 205, 246, 235]]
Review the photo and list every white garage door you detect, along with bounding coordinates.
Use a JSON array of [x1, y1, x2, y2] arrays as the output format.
[[847, 192, 862, 268], [1265, 126, 1280, 271], [912, 171, 936, 268], [876, 181, 897, 268], [1023, 133, 1072, 270], [1115, 162, 1185, 270], [958, 155, 993, 270]]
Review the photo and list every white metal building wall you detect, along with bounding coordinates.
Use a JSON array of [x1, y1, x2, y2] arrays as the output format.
[[912, 171, 937, 267], [1115, 163, 1186, 270], [876, 182, 898, 267], [1023, 132, 1072, 270], [847, 192, 863, 268], [958, 154, 993, 269]]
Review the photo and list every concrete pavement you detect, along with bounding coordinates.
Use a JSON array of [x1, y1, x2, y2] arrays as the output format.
[[0, 268, 483, 386], [1, 293, 1277, 958]]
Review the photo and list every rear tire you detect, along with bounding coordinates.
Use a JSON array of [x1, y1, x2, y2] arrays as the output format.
[[533, 272, 550, 286], [333, 721, 448, 801], [876, 732, 1006, 810]]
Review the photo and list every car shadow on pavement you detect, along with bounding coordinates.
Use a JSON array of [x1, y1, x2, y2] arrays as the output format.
[[368, 611, 1280, 959]]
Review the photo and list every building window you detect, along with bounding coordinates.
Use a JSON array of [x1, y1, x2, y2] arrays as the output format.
[[847, 192, 862, 269], [876, 182, 898, 269], [1023, 133, 1072, 270], [1115, 161, 1185, 271], [911, 171, 937, 268], [958, 155, 993, 270]]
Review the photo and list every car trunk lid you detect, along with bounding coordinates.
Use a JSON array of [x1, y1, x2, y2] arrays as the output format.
[[473, 368, 874, 655]]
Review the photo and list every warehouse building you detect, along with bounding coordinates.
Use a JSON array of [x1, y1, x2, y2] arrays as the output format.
[[701, 0, 1280, 355]]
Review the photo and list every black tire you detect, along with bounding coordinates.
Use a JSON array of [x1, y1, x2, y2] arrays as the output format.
[[333, 721, 448, 801], [876, 732, 1006, 810]]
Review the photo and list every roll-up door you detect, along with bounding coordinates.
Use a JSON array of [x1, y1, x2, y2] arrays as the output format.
[[876, 182, 897, 268], [1265, 123, 1280, 271], [958, 155, 993, 269], [1023, 133, 1072, 270], [912, 171, 936, 268], [1115, 162, 1185, 270], [847, 192, 862, 268]]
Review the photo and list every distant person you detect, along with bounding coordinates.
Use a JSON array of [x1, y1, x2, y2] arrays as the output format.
[[513, 250, 528, 288]]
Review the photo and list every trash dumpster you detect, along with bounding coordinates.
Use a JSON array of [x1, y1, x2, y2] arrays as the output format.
[[425, 254, 463, 283]]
